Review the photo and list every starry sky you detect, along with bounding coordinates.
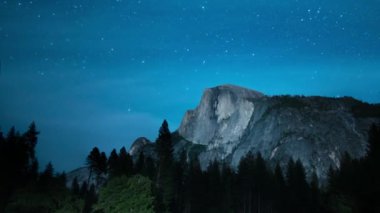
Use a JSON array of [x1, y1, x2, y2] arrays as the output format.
[[1, 0, 380, 172]]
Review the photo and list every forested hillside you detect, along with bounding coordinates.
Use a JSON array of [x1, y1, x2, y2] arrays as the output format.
[[1, 121, 379, 212]]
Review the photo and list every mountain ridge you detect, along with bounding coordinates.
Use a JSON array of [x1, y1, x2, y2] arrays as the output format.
[[131, 85, 380, 182]]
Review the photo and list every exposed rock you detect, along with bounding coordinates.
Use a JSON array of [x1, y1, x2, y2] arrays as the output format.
[[176, 85, 380, 182], [129, 137, 157, 161], [70, 84, 379, 184], [128, 132, 206, 162], [65, 167, 95, 188], [130, 137, 152, 156]]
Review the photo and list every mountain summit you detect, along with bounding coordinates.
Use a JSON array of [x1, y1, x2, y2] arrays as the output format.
[[179, 85, 264, 147], [131, 85, 380, 182]]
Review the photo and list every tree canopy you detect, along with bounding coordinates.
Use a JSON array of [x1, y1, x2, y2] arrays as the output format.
[[95, 175, 154, 213]]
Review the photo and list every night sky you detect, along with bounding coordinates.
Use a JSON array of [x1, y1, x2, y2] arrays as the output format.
[[1, 0, 380, 172]]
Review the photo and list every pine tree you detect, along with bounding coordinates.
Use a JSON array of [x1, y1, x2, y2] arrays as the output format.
[[155, 120, 175, 212], [99, 152, 108, 174], [285, 158, 297, 213], [220, 162, 234, 212], [119, 147, 134, 176], [57, 171, 66, 187], [310, 171, 321, 213], [184, 157, 205, 213], [72, 177, 80, 195], [80, 181, 88, 198], [23, 122, 39, 160], [97, 151, 108, 186], [86, 147, 101, 183], [39, 162, 54, 187], [237, 151, 256, 213], [6, 126, 16, 142], [254, 153, 269, 213], [83, 184, 97, 213], [43, 162, 54, 178], [286, 159, 310, 212], [86, 147, 107, 186], [143, 156, 156, 180], [29, 159, 39, 181], [206, 160, 222, 213], [173, 151, 187, 212], [367, 124, 380, 163], [108, 148, 120, 178], [135, 151, 145, 174], [273, 163, 286, 212]]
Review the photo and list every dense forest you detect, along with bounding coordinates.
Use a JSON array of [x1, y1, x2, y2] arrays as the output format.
[[0, 121, 379, 213]]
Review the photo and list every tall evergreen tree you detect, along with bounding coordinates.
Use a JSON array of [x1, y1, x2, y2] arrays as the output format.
[[80, 181, 89, 198], [71, 177, 80, 195], [273, 163, 287, 212], [108, 148, 120, 178], [143, 156, 156, 180], [155, 120, 175, 212], [286, 159, 310, 212], [23, 122, 39, 160], [184, 157, 205, 213], [135, 151, 145, 174], [86, 147, 107, 186], [206, 160, 222, 213], [119, 147, 134, 176], [368, 124, 380, 212], [99, 152, 108, 174], [220, 162, 234, 212], [310, 171, 321, 213], [237, 151, 256, 213], [173, 151, 187, 212], [97, 151, 108, 186], [39, 162, 54, 187], [86, 147, 101, 183], [367, 124, 380, 163], [83, 184, 97, 213], [29, 159, 39, 181], [254, 153, 270, 213]]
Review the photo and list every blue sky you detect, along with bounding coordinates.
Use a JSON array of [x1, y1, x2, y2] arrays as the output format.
[[1, 0, 380, 171]]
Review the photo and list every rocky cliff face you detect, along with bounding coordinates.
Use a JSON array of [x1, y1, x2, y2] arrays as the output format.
[[176, 85, 380, 181], [179, 85, 263, 154]]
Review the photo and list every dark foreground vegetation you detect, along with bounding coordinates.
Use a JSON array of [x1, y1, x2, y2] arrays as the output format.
[[0, 121, 379, 213]]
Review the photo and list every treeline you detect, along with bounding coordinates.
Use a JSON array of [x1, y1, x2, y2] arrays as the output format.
[[0, 122, 86, 212], [84, 121, 380, 213], [1, 121, 379, 212], [327, 124, 380, 212]]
